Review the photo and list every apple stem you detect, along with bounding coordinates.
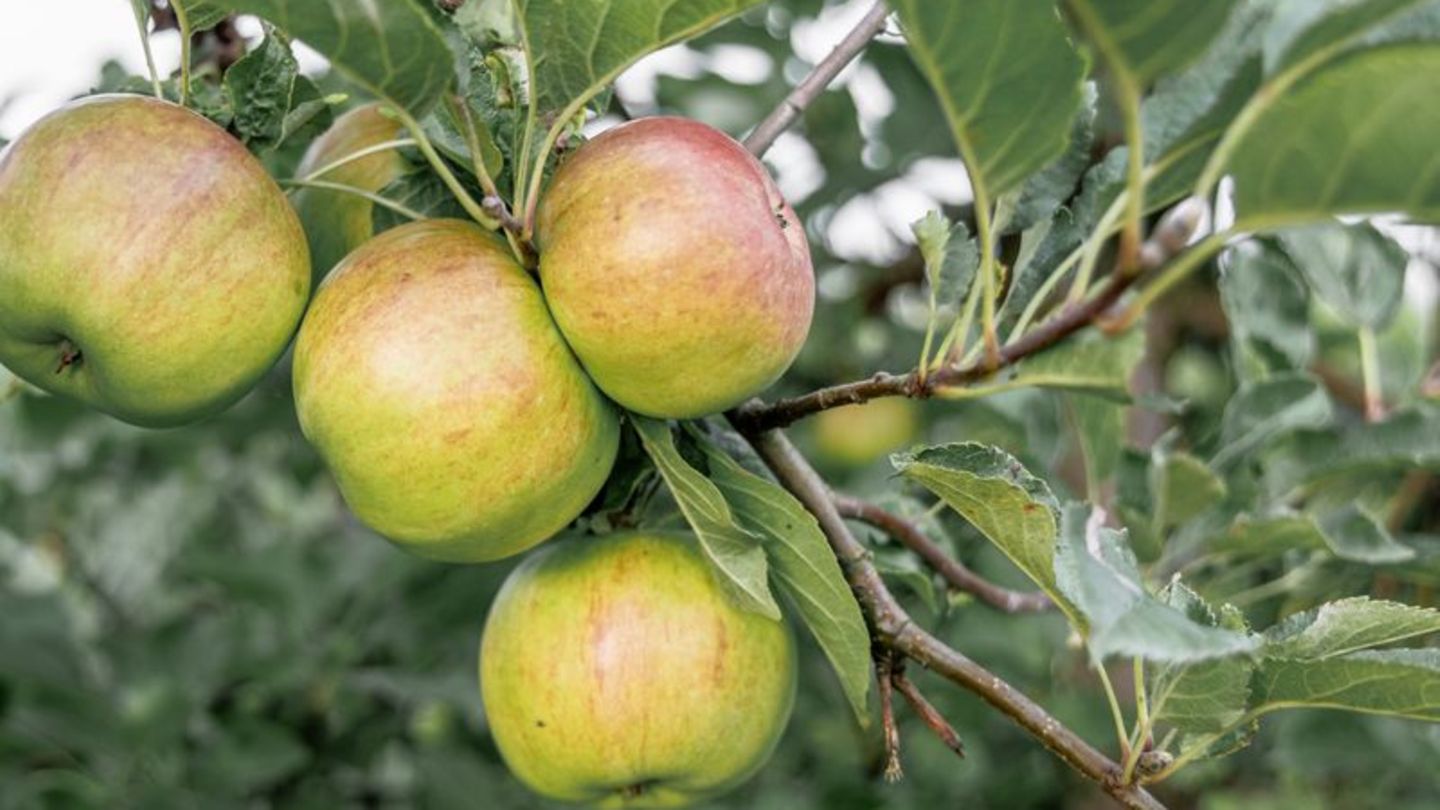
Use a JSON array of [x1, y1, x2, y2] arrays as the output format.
[[619, 781, 652, 800], [54, 341, 82, 375]]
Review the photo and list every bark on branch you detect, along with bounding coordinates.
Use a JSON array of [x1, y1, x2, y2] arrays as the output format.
[[735, 431, 1167, 810], [834, 495, 1053, 614], [732, 200, 1205, 434], [742, 1, 892, 156]]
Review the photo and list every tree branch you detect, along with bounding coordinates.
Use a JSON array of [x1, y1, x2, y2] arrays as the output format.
[[741, 1, 892, 156], [834, 494, 1053, 614], [725, 13, 1167, 809], [877, 649, 904, 782], [735, 430, 1167, 810], [732, 199, 1206, 434], [891, 662, 966, 759]]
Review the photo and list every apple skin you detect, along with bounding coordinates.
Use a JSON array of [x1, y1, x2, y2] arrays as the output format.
[[536, 117, 814, 419], [481, 531, 797, 807], [813, 398, 920, 467], [0, 94, 310, 427], [292, 103, 406, 281], [293, 219, 620, 563]]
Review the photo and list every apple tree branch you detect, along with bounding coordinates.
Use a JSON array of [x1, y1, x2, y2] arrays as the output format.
[[721, 9, 1172, 809], [732, 200, 1206, 434]]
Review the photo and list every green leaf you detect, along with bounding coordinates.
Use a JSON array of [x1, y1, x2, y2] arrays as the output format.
[[1318, 505, 1417, 564], [1150, 583, 1255, 733], [1250, 649, 1440, 721], [1227, 45, 1440, 227], [451, 0, 518, 46], [1115, 448, 1163, 561], [912, 211, 980, 316], [1212, 374, 1333, 469], [998, 208, 1084, 333], [173, 2, 231, 32], [893, 443, 1078, 621], [371, 168, 468, 234], [1263, 597, 1440, 660], [1263, 405, 1440, 491], [632, 417, 779, 619], [994, 84, 1097, 235], [516, 0, 763, 130], [1179, 719, 1258, 761], [1144, 65, 1262, 203], [223, 27, 334, 151], [1219, 240, 1314, 377], [194, 718, 311, 789], [1211, 513, 1331, 557], [888, 0, 1088, 205], [208, 0, 455, 113], [1000, 330, 1146, 400], [1261, 0, 1434, 73], [1054, 504, 1258, 661], [455, 47, 529, 195], [694, 434, 872, 724], [1152, 449, 1227, 531], [1065, 393, 1124, 492], [1276, 221, 1408, 331], [1064, 0, 1238, 85], [872, 548, 941, 616], [275, 81, 339, 150], [1110, 0, 1273, 220], [1213, 508, 1415, 564]]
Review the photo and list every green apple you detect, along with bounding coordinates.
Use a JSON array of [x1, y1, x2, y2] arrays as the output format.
[[536, 117, 814, 419], [481, 531, 796, 807], [292, 219, 619, 562], [292, 103, 406, 281], [0, 94, 310, 427], [812, 398, 920, 466]]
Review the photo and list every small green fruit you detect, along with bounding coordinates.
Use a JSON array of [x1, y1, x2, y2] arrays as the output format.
[[293, 220, 619, 562], [292, 103, 407, 281], [480, 532, 797, 807], [0, 94, 310, 427], [537, 117, 814, 419], [812, 399, 920, 466]]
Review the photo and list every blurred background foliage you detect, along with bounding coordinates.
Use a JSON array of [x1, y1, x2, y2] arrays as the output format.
[[3, 1, 1440, 808]]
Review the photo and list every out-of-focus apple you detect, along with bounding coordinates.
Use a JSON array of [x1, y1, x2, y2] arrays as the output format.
[[813, 398, 921, 466]]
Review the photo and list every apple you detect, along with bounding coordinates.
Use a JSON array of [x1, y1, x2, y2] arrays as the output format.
[[292, 103, 406, 280], [480, 531, 796, 806], [812, 398, 920, 466], [536, 117, 814, 419], [0, 94, 310, 427], [292, 219, 619, 563]]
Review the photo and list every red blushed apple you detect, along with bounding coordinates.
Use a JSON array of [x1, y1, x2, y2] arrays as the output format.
[[0, 94, 309, 427], [536, 117, 814, 419], [292, 220, 620, 563], [480, 531, 797, 807]]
